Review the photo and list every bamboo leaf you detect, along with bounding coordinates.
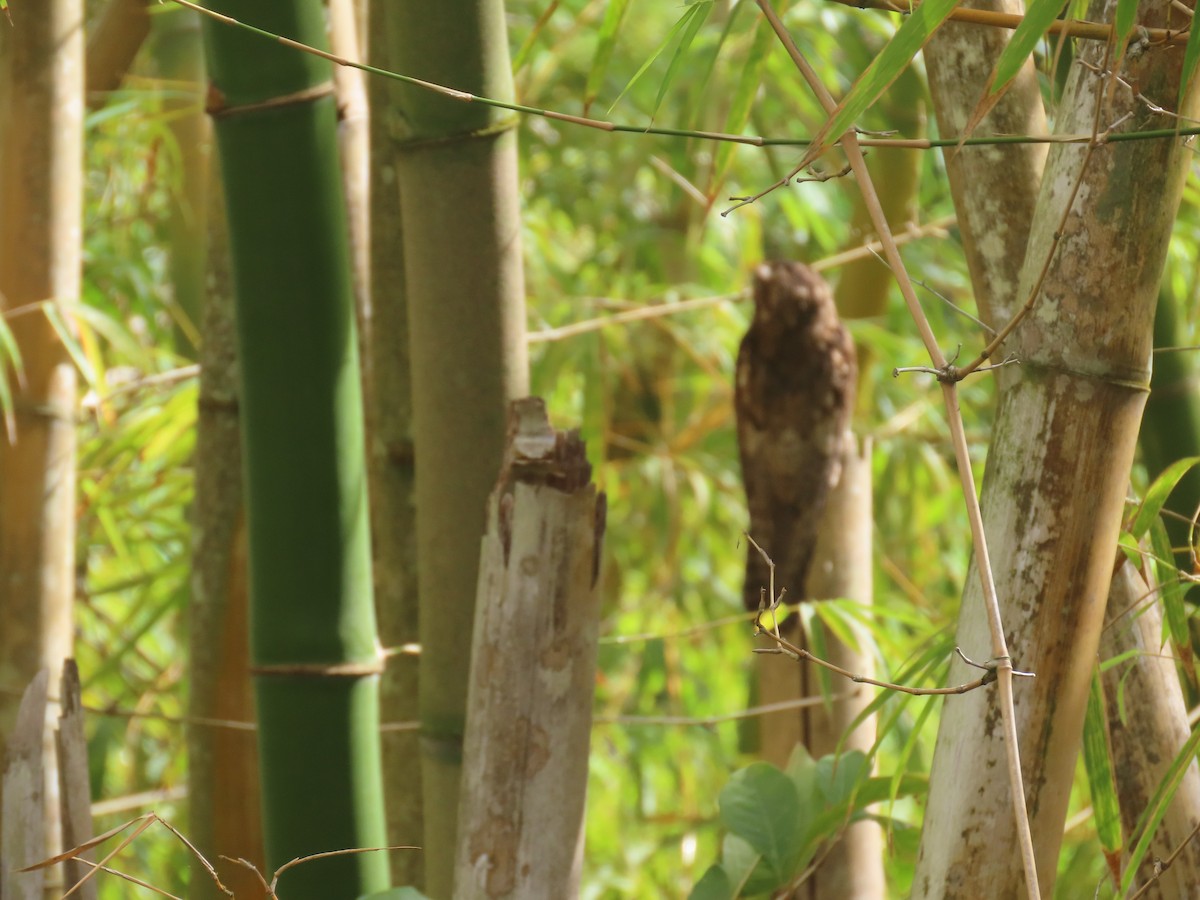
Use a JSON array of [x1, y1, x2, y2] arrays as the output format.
[[989, 0, 1067, 96], [803, 0, 961, 165], [608, 2, 712, 115], [1120, 722, 1200, 894], [713, 18, 776, 186], [1114, 0, 1139, 55], [1130, 455, 1200, 540], [1180, 18, 1200, 108], [1150, 518, 1193, 676], [585, 0, 633, 112], [1082, 672, 1123, 854], [654, 2, 714, 120]]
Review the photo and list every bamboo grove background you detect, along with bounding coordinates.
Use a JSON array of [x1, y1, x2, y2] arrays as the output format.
[[6, 0, 1200, 895]]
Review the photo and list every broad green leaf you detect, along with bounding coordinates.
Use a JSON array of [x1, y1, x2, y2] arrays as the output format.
[[815, 750, 870, 807], [358, 889, 429, 900], [1082, 672, 1123, 854], [722, 833, 765, 894], [689, 864, 734, 900], [1179, 13, 1200, 108], [608, 2, 712, 115], [989, 0, 1069, 96], [803, 0, 961, 166], [1131, 456, 1200, 540], [585, 0, 633, 111], [718, 762, 802, 888], [1117, 529, 1141, 567]]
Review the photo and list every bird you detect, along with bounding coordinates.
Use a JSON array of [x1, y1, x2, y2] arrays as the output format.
[[734, 261, 857, 618]]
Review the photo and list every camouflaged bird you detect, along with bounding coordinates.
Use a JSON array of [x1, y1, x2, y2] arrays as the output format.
[[735, 261, 857, 615]]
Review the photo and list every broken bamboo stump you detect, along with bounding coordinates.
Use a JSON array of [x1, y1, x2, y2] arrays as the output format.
[[454, 397, 606, 900]]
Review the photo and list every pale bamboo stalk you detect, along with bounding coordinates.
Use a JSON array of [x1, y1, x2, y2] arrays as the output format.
[[924, 0, 1047, 330], [913, 0, 1198, 890], [754, 0, 1039, 892], [454, 399, 605, 900], [802, 437, 883, 899], [0, 671, 48, 900], [366, 0, 423, 886], [55, 662, 95, 900], [1102, 562, 1200, 898]]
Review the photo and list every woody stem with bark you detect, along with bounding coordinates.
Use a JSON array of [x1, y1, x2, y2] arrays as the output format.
[[754, 2, 1040, 896]]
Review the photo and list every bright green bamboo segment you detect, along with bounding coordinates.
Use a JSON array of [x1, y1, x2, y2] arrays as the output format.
[[202, 3, 388, 896]]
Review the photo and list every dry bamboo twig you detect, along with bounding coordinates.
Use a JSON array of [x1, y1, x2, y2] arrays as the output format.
[[751, 2, 1041, 894], [20, 811, 419, 900], [163, 0, 1200, 153], [1127, 818, 1200, 900], [526, 215, 954, 344], [746, 535, 1032, 696], [824, 0, 1193, 44]]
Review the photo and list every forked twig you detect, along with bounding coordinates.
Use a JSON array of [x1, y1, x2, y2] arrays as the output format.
[[1126, 817, 1200, 900], [746, 537, 1033, 696], [20, 811, 419, 899]]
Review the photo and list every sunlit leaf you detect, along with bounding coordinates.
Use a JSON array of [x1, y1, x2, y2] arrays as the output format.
[[653, 2, 714, 121], [608, 2, 712, 116], [989, 0, 1067, 96], [802, 0, 961, 167], [1120, 722, 1200, 894], [1082, 672, 1123, 854], [585, 0, 633, 112], [1179, 16, 1200, 108], [1113, 0, 1139, 57], [1130, 455, 1200, 540]]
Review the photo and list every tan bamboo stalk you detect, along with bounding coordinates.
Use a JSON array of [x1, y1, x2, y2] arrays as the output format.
[[367, 0, 423, 885], [186, 181, 266, 900], [453, 398, 605, 900], [85, 0, 150, 102], [1101, 561, 1200, 897], [0, 0, 83, 873], [913, 0, 1199, 891], [756, 437, 881, 896], [386, 2, 531, 891], [153, 9, 209, 355], [802, 438, 882, 899], [924, 0, 1048, 330]]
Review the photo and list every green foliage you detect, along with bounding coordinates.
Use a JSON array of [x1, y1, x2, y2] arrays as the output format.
[[803, 0, 960, 163], [67, 0, 1200, 897], [1082, 673, 1122, 858], [690, 749, 923, 897], [989, 0, 1071, 98]]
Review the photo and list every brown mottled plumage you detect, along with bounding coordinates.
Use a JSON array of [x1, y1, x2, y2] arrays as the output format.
[[735, 261, 857, 612]]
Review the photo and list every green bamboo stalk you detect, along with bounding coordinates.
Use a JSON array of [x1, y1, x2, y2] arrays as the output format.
[[201, 5, 388, 897], [382, 2, 530, 895]]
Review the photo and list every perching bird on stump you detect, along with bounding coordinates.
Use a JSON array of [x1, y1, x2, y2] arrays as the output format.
[[735, 261, 857, 616]]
